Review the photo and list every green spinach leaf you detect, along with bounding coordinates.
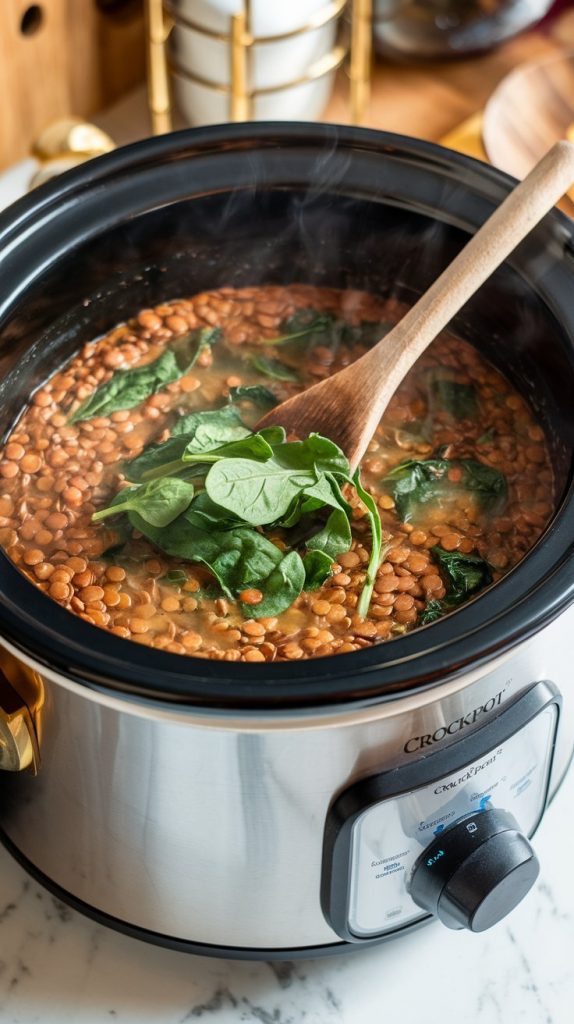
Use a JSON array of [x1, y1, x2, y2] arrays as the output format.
[[271, 434, 350, 477], [253, 551, 306, 618], [418, 548, 492, 625], [306, 507, 352, 560], [204, 434, 350, 527], [302, 549, 334, 591], [205, 457, 317, 526], [353, 471, 384, 619], [384, 458, 507, 522], [126, 406, 251, 482], [261, 310, 334, 347], [430, 546, 492, 600], [159, 569, 189, 587], [144, 431, 280, 482], [430, 377, 478, 419], [92, 477, 195, 527], [228, 384, 278, 410], [185, 491, 243, 530], [70, 350, 180, 423], [130, 511, 283, 598], [418, 599, 445, 625], [172, 404, 250, 445], [251, 355, 299, 382], [70, 328, 219, 423], [460, 460, 507, 514]]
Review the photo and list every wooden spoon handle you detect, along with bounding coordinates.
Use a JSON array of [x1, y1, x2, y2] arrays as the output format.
[[367, 140, 574, 411]]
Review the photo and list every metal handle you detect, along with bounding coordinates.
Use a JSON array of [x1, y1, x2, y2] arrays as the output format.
[[0, 651, 41, 774], [0, 704, 36, 772]]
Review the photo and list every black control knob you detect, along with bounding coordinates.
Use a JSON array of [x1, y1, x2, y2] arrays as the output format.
[[409, 808, 539, 932]]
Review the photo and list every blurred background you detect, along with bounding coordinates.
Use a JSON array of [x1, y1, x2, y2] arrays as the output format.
[[1, 0, 574, 208]]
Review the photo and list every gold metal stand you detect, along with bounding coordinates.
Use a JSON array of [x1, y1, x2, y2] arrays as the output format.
[[145, 0, 373, 134]]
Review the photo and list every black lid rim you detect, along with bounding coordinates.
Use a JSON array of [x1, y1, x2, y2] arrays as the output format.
[[1, 123, 574, 711]]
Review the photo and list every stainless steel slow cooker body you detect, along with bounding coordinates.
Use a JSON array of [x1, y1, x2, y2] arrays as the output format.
[[1, 125, 574, 958]]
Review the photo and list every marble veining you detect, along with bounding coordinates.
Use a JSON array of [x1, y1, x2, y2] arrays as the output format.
[[1, 766, 573, 1024]]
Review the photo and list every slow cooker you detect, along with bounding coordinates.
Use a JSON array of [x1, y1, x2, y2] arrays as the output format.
[[0, 124, 573, 959]]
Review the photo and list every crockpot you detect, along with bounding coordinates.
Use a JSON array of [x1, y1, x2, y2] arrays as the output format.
[[0, 124, 574, 959]]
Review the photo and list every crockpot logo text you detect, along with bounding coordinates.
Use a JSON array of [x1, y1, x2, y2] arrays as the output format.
[[403, 689, 505, 754], [433, 751, 501, 794]]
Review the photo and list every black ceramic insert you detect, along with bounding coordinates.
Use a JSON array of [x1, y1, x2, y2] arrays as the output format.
[[0, 124, 573, 709]]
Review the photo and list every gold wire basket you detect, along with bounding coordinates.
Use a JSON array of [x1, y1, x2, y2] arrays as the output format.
[[145, 0, 373, 134]]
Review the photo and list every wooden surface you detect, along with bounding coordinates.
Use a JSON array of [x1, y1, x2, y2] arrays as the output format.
[[0, 0, 145, 170], [483, 51, 574, 214], [324, 9, 574, 143]]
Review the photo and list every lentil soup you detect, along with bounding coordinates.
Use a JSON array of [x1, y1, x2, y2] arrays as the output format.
[[0, 285, 554, 662]]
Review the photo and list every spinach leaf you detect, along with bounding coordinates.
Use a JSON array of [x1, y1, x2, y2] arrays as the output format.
[[132, 508, 305, 616], [92, 477, 195, 527], [204, 434, 350, 527], [172, 404, 250, 445], [353, 471, 384, 620], [306, 507, 352, 560], [170, 327, 221, 373], [130, 511, 284, 598], [126, 406, 251, 482], [69, 328, 219, 423], [430, 546, 492, 600], [272, 434, 350, 477], [253, 551, 306, 618], [461, 460, 507, 514], [228, 384, 278, 410], [70, 350, 180, 423], [302, 549, 334, 591], [184, 433, 274, 465], [261, 310, 334, 347], [383, 458, 450, 521], [142, 432, 279, 483], [418, 599, 444, 625], [159, 569, 189, 587], [418, 548, 492, 625], [384, 458, 507, 522], [125, 436, 193, 482], [185, 491, 243, 530], [251, 354, 299, 382], [430, 377, 478, 420], [277, 469, 350, 530], [159, 570, 221, 601], [205, 456, 317, 526], [102, 426, 383, 620]]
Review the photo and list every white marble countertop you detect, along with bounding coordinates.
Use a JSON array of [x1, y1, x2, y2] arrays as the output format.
[[1, 762, 573, 1024]]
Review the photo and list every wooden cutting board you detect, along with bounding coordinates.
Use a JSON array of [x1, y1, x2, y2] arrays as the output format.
[[0, 0, 145, 170]]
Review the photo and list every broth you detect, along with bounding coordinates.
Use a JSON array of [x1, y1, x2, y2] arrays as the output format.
[[0, 285, 554, 662]]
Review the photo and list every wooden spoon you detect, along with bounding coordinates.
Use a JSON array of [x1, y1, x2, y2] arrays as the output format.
[[257, 141, 574, 471]]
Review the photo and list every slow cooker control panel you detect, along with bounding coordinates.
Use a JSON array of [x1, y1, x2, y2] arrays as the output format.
[[321, 681, 560, 941]]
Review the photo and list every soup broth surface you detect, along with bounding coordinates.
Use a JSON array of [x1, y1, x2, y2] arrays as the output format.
[[0, 285, 554, 662]]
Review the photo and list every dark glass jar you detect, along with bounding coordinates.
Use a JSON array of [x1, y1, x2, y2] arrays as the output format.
[[373, 0, 555, 58]]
